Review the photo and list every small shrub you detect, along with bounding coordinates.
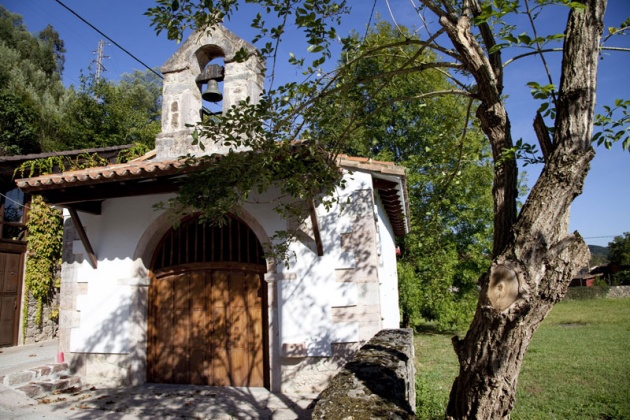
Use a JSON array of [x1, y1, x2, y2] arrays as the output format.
[[610, 270, 630, 286]]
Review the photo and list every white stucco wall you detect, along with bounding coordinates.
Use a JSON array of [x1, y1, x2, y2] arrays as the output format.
[[275, 170, 379, 357], [67, 194, 173, 353]]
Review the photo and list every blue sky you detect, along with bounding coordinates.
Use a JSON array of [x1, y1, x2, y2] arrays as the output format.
[[4, 0, 629, 247]]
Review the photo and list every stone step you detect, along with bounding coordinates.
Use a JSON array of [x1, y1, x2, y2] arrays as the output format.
[[0, 362, 82, 399], [17, 374, 82, 399]]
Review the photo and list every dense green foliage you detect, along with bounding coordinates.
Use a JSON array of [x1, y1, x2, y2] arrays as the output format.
[[607, 232, 630, 285], [414, 298, 630, 419], [314, 21, 493, 330], [0, 6, 65, 154], [608, 232, 630, 266], [23, 196, 63, 327], [58, 70, 162, 149], [0, 6, 162, 155]]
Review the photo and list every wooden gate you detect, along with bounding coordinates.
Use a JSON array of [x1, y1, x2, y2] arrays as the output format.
[[0, 250, 24, 347], [147, 215, 267, 387]]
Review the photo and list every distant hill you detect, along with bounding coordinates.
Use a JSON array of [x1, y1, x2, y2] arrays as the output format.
[[588, 245, 609, 267]]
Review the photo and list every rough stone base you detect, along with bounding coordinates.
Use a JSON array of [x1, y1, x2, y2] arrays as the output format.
[[279, 342, 360, 394], [1, 362, 80, 399], [23, 291, 59, 344], [312, 329, 416, 419], [69, 353, 143, 387]]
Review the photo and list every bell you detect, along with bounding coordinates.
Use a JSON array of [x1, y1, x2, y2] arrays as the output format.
[[202, 79, 222, 103]]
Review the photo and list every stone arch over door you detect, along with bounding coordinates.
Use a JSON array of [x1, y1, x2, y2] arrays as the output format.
[[146, 213, 269, 387]]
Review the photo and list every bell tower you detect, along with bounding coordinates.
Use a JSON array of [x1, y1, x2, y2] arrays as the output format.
[[155, 25, 265, 159]]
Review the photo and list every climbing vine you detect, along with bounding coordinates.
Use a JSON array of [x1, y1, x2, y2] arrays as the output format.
[[23, 195, 63, 329]]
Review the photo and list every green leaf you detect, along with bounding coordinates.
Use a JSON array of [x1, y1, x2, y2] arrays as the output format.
[[307, 45, 324, 53], [489, 43, 509, 54]]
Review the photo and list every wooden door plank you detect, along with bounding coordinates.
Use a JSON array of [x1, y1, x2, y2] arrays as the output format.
[[0, 253, 7, 292], [246, 272, 264, 386], [3, 253, 20, 292]]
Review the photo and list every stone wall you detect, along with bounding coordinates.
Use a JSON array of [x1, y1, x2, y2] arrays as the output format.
[[607, 285, 630, 298], [566, 285, 630, 300], [23, 289, 58, 344], [312, 329, 416, 419]]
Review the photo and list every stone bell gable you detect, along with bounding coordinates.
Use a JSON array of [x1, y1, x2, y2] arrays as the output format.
[[156, 25, 265, 159]]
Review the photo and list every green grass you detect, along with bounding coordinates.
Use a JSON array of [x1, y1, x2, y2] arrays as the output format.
[[413, 298, 630, 419]]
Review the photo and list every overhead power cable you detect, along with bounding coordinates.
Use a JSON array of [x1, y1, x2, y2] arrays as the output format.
[[53, 0, 163, 80]]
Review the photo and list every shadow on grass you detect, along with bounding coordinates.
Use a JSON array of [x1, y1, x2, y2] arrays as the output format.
[[413, 322, 466, 337]]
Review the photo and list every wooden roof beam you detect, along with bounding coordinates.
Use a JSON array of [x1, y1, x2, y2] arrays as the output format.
[[68, 207, 98, 269]]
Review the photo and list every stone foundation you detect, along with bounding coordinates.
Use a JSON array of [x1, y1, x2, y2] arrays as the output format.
[[279, 342, 360, 394]]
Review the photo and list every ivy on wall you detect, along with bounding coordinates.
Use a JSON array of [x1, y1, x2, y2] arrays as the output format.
[[23, 195, 63, 331]]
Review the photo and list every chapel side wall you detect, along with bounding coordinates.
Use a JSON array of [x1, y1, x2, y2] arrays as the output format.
[[274, 170, 386, 394], [375, 191, 402, 329]]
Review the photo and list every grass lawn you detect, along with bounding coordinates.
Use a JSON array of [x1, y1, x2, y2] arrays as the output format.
[[413, 297, 630, 419]]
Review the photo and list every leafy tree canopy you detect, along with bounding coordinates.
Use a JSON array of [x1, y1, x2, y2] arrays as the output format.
[[0, 6, 162, 155], [608, 232, 630, 266], [57, 69, 162, 150], [0, 6, 66, 155]]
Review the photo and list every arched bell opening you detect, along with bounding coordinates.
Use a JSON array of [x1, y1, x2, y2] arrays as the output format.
[[195, 45, 225, 116], [146, 213, 269, 388]]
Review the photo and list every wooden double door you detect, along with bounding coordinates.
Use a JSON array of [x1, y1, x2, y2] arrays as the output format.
[[147, 264, 266, 387]]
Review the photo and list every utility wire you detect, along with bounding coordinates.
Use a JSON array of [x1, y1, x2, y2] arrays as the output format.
[[53, 0, 163, 80], [0, 192, 30, 210], [363, 0, 377, 41], [584, 236, 617, 240]]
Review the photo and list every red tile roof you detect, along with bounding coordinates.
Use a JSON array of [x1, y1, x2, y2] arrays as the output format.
[[16, 152, 409, 236], [16, 159, 187, 190], [17, 155, 405, 191]]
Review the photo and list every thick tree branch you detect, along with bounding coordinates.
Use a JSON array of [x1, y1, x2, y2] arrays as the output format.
[[513, 0, 604, 255], [435, 8, 518, 257], [470, 0, 503, 91], [533, 112, 553, 161]]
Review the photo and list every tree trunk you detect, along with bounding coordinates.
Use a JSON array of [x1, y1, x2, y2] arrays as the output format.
[[444, 0, 606, 418]]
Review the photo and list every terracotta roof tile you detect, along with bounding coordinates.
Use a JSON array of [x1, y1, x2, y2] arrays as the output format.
[[17, 154, 406, 190], [16, 159, 186, 190]]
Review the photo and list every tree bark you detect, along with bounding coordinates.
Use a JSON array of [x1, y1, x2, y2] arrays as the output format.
[[438, 9, 518, 258], [444, 0, 606, 418]]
